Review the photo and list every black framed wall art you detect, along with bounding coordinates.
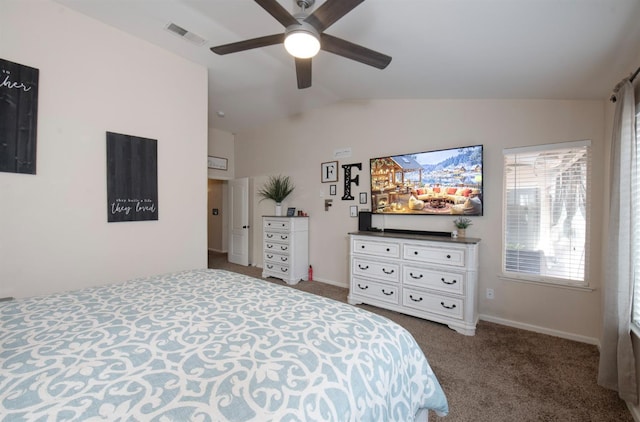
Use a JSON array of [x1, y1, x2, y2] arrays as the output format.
[[0, 58, 39, 174], [106, 132, 158, 222]]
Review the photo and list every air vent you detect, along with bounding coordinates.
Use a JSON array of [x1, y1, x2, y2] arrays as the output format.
[[165, 23, 205, 46]]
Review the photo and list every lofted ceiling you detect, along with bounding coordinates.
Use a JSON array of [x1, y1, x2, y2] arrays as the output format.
[[54, 0, 640, 134]]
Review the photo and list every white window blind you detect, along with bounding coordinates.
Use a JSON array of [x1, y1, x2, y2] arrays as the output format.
[[502, 141, 591, 286]]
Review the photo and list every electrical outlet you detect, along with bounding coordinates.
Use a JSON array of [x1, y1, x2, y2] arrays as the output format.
[[486, 288, 495, 299]]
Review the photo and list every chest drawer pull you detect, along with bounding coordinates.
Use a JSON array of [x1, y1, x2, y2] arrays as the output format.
[[442, 278, 457, 285], [440, 301, 457, 310], [382, 268, 395, 275], [280, 256, 288, 262], [409, 295, 423, 302], [267, 244, 273, 249], [382, 289, 394, 296], [410, 272, 423, 279], [386, 248, 390, 252], [358, 264, 369, 270], [266, 234, 273, 238], [414, 251, 418, 255], [357, 284, 369, 290], [280, 235, 288, 240], [446, 254, 451, 259], [281, 267, 288, 272], [266, 254, 273, 259], [267, 264, 274, 269], [281, 246, 288, 251]]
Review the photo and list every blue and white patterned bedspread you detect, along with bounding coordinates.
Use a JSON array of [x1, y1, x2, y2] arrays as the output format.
[[1, 269, 448, 421]]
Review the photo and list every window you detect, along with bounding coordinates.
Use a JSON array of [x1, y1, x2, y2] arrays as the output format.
[[502, 141, 591, 287]]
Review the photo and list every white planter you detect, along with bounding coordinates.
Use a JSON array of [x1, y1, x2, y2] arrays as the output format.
[[275, 203, 282, 216]]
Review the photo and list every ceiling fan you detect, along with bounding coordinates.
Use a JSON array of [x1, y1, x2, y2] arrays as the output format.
[[210, 0, 392, 89]]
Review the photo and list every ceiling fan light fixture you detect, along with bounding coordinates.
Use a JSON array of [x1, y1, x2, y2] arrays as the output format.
[[284, 25, 320, 59]]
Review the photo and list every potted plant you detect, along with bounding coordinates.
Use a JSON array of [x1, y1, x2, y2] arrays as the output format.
[[453, 216, 472, 237], [257, 175, 295, 216]]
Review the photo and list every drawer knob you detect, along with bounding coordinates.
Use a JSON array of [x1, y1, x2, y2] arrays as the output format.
[[358, 264, 369, 270], [442, 278, 457, 285], [410, 272, 423, 279], [446, 254, 451, 259], [414, 251, 418, 255], [382, 268, 395, 275], [382, 289, 394, 296], [357, 284, 369, 290], [409, 295, 423, 302], [361, 245, 365, 249], [386, 248, 390, 252], [440, 302, 456, 310]]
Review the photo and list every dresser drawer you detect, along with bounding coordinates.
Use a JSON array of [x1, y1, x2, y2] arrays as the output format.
[[352, 277, 399, 305], [402, 288, 464, 320], [264, 232, 291, 242], [264, 252, 290, 265], [402, 265, 464, 295], [264, 219, 290, 231], [352, 239, 400, 259], [352, 257, 400, 283], [403, 243, 465, 267], [264, 241, 291, 254], [264, 262, 291, 277]]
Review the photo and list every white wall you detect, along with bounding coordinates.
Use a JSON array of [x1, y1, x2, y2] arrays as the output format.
[[208, 128, 235, 180], [0, 0, 208, 298], [235, 99, 605, 342]]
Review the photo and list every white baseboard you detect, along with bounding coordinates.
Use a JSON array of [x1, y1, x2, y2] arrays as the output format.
[[479, 314, 600, 346], [310, 277, 348, 289], [627, 401, 640, 422]]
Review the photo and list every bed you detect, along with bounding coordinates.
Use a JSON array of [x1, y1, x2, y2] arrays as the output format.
[[0, 269, 448, 421]]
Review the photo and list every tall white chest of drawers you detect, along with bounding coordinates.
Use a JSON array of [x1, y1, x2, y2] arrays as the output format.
[[348, 231, 480, 335], [262, 216, 309, 285]]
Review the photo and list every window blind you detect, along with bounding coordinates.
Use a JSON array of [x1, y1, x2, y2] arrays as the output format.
[[502, 141, 591, 286]]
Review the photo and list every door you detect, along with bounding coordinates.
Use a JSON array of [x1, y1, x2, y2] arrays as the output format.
[[228, 177, 250, 265]]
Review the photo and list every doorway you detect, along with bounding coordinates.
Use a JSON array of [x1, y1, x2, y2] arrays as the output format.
[[207, 179, 228, 266]]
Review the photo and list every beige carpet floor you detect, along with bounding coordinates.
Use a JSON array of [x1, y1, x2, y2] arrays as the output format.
[[208, 252, 632, 421]]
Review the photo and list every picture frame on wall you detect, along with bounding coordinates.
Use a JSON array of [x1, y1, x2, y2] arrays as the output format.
[[208, 156, 228, 170], [329, 184, 337, 196], [321, 161, 338, 183], [359, 192, 367, 204], [287, 207, 296, 217]]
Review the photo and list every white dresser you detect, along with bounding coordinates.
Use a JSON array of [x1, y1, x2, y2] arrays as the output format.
[[262, 216, 309, 285], [348, 231, 480, 335]]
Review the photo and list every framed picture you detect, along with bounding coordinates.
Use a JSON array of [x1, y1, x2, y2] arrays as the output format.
[[208, 156, 228, 170], [350, 205, 358, 217], [286, 207, 296, 217], [329, 184, 337, 196], [359, 192, 367, 204], [321, 161, 338, 183]]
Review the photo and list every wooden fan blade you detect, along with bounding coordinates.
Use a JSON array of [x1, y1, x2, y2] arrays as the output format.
[[305, 0, 365, 32], [211, 34, 284, 55], [295, 58, 312, 89], [255, 0, 299, 27], [320, 33, 391, 69]]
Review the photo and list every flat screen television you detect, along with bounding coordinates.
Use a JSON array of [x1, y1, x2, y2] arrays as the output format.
[[369, 145, 483, 216]]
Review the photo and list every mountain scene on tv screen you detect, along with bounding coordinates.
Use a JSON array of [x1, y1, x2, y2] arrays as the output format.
[[370, 145, 483, 215]]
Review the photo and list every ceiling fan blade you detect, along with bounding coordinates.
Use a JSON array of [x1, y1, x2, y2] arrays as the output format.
[[320, 33, 391, 69], [211, 33, 284, 55], [305, 0, 365, 32], [295, 58, 312, 89], [255, 0, 299, 27]]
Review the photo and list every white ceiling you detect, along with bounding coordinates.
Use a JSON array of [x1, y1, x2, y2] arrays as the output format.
[[54, 0, 640, 133]]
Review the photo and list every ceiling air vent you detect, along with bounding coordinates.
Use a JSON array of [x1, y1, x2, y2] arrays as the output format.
[[165, 23, 205, 46]]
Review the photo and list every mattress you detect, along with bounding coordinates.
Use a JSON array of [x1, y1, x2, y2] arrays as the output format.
[[0, 269, 448, 421]]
